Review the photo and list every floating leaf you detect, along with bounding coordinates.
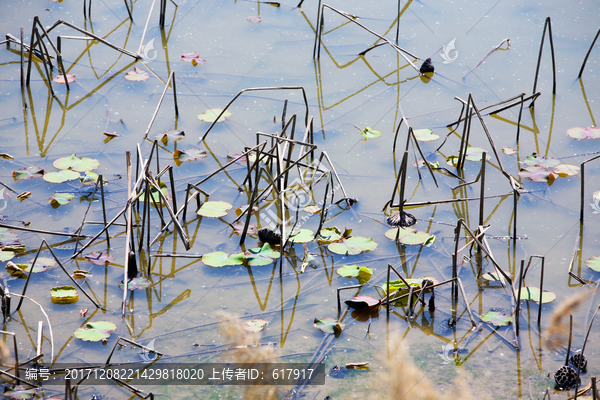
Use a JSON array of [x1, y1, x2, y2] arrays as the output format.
[[43, 169, 81, 183], [80, 171, 104, 185], [136, 181, 170, 204], [191, 58, 207, 66], [318, 227, 344, 243], [519, 287, 556, 304], [245, 243, 281, 266], [480, 311, 513, 326], [385, 227, 435, 245], [361, 127, 381, 140], [4, 386, 37, 399], [49, 192, 75, 208], [446, 155, 459, 167], [6, 262, 27, 278], [202, 251, 245, 267], [73, 269, 91, 279], [381, 277, 438, 296], [585, 256, 600, 272], [85, 251, 114, 265], [567, 126, 600, 139], [235, 204, 259, 216], [518, 166, 556, 184], [124, 67, 149, 81], [197, 201, 232, 218], [198, 109, 232, 122], [118, 277, 151, 290], [53, 154, 100, 172], [243, 319, 268, 332], [17, 192, 31, 201], [155, 129, 185, 145], [502, 147, 517, 155], [412, 128, 439, 142], [523, 154, 560, 169], [313, 317, 345, 336], [345, 295, 381, 310], [328, 236, 377, 255], [0, 229, 20, 247], [53, 73, 76, 84], [463, 147, 491, 162], [553, 164, 580, 177], [181, 52, 201, 62], [304, 204, 321, 214], [13, 166, 44, 180], [336, 265, 373, 284], [232, 221, 257, 235], [8, 257, 57, 277], [246, 15, 262, 22], [174, 148, 207, 164], [74, 321, 117, 342], [0, 250, 14, 262], [51, 285, 79, 304], [482, 271, 501, 281], [288, 228, 315, 244]]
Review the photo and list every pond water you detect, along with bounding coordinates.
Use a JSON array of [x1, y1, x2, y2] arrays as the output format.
[[1, 0, 600, 399]]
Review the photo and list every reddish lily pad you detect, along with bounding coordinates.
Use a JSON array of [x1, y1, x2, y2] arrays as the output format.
[[328, 236, 377, 255], [53, 154, 100, 172], [197, 201, 232, 218], [53, 74, 76, 84], [198, 109, 232, 122], [246, 16, 262, 22], [174, 148, 207, 164], [518, 166, 556, 184], [480, 311, 513, 326], [345, 295, 381, 310], [519, 287, 556, 304], [336, 265, 373, 284], [51, 285, 79, 304], [413, 128, 439, 142], [43, 169, 80, 183], [49, 192, 75, 208], [361, 127, 381, 140], [155, 129, 185, 145], [313, 317, 345, 336], [243, 319, 268, 332], [181, 52, 201, 62], [13, 166, 44, 180], [85, 251, 114, 265], [567, 126, 600, 139], [232, 221, 257, 235], [124, 67, 149, 81]]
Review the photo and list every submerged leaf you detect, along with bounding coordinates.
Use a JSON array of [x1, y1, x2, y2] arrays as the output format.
[[246, 16, 262, 22], [480, 311, 513, 326], [385, 227, 435, 245], [463, 147, 491, 162], [198, 109, 232, 122], [118, 277, 151, 290], [197, 201, 232, 218], [523, 154, 560, 169], [232, 221, 257, 235]]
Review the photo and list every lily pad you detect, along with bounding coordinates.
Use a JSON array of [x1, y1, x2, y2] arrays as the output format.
[[181, 51, 201, 62], [585, 256, 600, 272], [174, 148, 207, 164], [502, 147, 517, 155], [446, 155, 459, 167], [118, 277, 151, 290], [124, 67, 149, 81], [304, 204, 321, 214], [463, 147, 491, 162], [246, 15, 262, 22], [232, 221, 257, 235], [328, 236, 377, 255], [80, 171, 104, 185], [197, 201, 232, 218], [482, 271, 501, 281], [202, 251, 245, 267], [0, 250, 14, 262], [137, 181, 171, 204], [53, 73, 76, 84], [413, 128, 439, 142], [0, 229, 20, 247], [73, 269, 91, 279], [245, 243, 281, 266], [288, 228, 315, 244], [518, 166, 556, 184], [345, 295, 381, 310], [385, 227, 435, 245], [519, 287, 556, 304], [74, 321, 117, 342], [43, 169, 80, 183], [53, 154, 100, 172], [361, 127, 381, 140], [553, 164, 580, 177], [243, 319, 268, 332], [85, 251, 114, 265], [50, 285, 79, 304], [13, 166, 44, 180], [4, 386, 37, 399], [480, 311, 513, 326], [6, 262, 28, 278], [567, 126, 600, 139], [49, 192, 75, 208], [336, 265, 373, 284], [198, 109, 232, 122], [155, 129, 185, 145], [523, 154, 560, 169], [7, 257, 57, 277], [318, 227, 344, 243], [313, 317, 345, 335]]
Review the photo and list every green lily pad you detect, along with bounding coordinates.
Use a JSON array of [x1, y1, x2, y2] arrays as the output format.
[[413, 128, 439, 142], [80, 171, 105, 185], [519, 287, 556, 304], [4, 386, 38, 399], [7, 257, 57, 277], [518, 166, 556, 184], [288, 228, 315, 244], [53, 154, 100, 172], [43, 169, 80, 183], [318, 227, 344, 243], [553, 164, 580, 177], [480, 311, 513, 326], [136, 181, 171, 205], [245, 243, 281, 266], [85, 251, 114, 265], [174, 148, 207, 164], [124, 67, 149, 81], [328, 236, 377, 255], [198, 109, 232, 122], [446, 155, 459, 167], [243, 319, 268, 332], [385, 227, 435, 245], [585, 256, 600, 272], [0, 250, 14, 262], [567, 126, 600, 139], [482, 271, 501, 281], [345, 295, 381, 310], [50, 285, 79, 304], [12, 166, 44, 180], [336, 265, 373, 284], [523, 154, 560, 169], [49, 192, 75, 208], [361, 127, 381, 140], [202, 251, 245, 267], [74, 321, 117, 342], [118, 277, 152, 290], [381, 278, 423, 295], [304, 204, 321, 214], [155, 129, 185, 145], [313, 317, 345, 336], [197, 201, 232, 218], [463, 147, 491, 162]]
